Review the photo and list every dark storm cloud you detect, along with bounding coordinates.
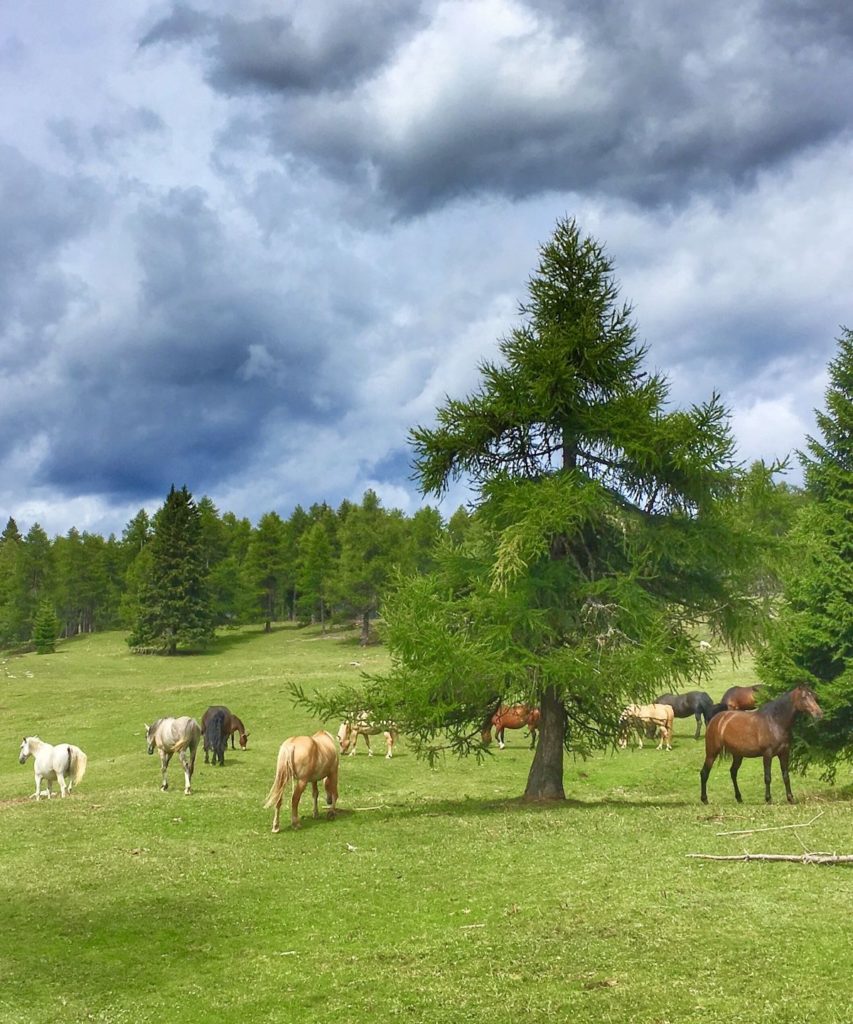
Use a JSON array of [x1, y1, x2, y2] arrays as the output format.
[[140, 1, 426, 95], [0, 144, 100, 361], [142, 0, 853, 216], [25, 186, 360, 502]]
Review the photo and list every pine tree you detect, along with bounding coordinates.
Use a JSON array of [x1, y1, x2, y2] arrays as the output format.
[[243, 512, 288, 632], [33, 599, 60, 654], [306, 219, 776, 800], [128, 485, 214, 654], [757, 328, 853, 775], [297, 520, 336, 630]]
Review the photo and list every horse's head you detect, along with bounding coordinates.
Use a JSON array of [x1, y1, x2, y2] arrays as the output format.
[[18, 737, 32, 764], [793, 686, 823, 719], [239, 732, 249, 749], [337, 721, 352, 753], [144, 722, 157, 755]]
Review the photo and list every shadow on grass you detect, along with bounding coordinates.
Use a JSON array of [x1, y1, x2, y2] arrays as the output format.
[[351, 792, 697, 821]]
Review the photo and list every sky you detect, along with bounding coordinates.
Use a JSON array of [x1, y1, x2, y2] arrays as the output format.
[[2, 0, 852, 539]]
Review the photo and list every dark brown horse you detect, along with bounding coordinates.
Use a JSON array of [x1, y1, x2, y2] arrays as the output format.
[[201, 705, 249, 764], [482, 704, 541, 749], [699, 685, 823, 804]]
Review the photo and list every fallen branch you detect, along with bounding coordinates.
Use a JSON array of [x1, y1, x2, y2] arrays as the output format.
[[688, 852, 853, 865], [715, 811, 824, 837]]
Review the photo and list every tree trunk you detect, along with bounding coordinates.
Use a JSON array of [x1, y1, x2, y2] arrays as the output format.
[[523, 685, 566, 801], [360, 610, 370, 646]]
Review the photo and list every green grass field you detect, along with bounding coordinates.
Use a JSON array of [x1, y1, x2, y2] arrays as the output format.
[[1, 626, 851, 1023]]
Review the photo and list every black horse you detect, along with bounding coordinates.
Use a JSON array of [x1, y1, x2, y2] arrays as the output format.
[[202, 707, 228, 767], [653, 691, 714, 739]]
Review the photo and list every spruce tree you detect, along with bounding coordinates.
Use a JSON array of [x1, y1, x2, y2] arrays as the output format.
[[128, 485, 214, 654], [33, 599, 60, 654], [757, 328, 853, 774], [305, 218, 776, 800]]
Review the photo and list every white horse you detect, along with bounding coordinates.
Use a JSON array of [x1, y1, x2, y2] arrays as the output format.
[[337, 711, 397, 758], [145, 717, 201, 794], [19, 736, 87, 799]]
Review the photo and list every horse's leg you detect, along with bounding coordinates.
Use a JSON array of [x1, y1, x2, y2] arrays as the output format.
[[311, 780, 320, 818], [203, 739, 209, 764], [160, 750, 172, 791], [57, 770, 68, 797], [528, 728, 537, 750], [694, 712, 702, 740], [324, 771, 338, 818], [290, 779, 307, 828], [31, 770, 42, 800], [385, 732, 394, 758], [730, 755, 743, 803], [699, 755, 715, 803], [778, 749, 795, 804], [181, 750, 194, 794], [365, 734, 374, 757], [497, 727, 505, 750], [762, 754, 774, 803]]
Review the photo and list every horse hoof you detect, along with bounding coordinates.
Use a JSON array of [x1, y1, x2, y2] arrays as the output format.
[[271, 825, 280, 834]]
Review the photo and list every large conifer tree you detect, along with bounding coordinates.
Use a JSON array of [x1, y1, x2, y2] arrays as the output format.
[[757, 328, 853, 774], [308, 218, 776, 800], [128, 485, 214, 654]]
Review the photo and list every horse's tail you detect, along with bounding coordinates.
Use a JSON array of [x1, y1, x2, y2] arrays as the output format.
[[204, 710, 226, 750], [263, 741, 294, 809], [72, 747, 88, 785]]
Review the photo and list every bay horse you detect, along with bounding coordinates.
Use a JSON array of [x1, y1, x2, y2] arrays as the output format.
[[202, 707, 227, 767], [708, 684, 762, 720], [201, 705, 248, 755], [618, 703, 674, 750], [482, 704, 541, 749], [145, 717, 201, 794], [699, 685, 823, 804], [264, 730, 339, 832], [337, 712, 397, 758], [654, 691, 714, 738], [19, 737, 87, 799]]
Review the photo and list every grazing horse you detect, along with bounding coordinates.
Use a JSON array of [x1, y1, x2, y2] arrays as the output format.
[[202, 707, 228, 767], [482, 704, 541, 749], [654, 691, 714, 739], [18, 737, 87, 799], [700, 686, 823, 804], [264, 730, 339, 832], [145, 717, 201, 794], [201, 705, 249, 752], [337, 712, 397, 758], [619, 703, 675, 750]]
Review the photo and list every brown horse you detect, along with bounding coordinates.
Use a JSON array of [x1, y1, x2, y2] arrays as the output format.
[[699, 686, 823, 804], [264, 730, 339, 832], [482, 704, 541, 749], [201, 705, 249, 763]]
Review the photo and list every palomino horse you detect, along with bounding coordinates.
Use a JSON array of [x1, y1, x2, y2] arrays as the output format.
[[482, 704, 541, 749], [201, 705, 249, 753], [145, 717, 201, 794], [19, 737, 87, 799], [654, 691, 714, 739], [264, 730, 339, 832], [337, 712, 397, 758], [619, 703, 674, 750], [700, 686, 823, 804], [202, 707, 228, 767]]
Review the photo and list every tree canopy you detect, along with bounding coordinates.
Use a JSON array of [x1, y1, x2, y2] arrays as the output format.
[[306, 218, 779, 799], [757, 328, 853, 775]]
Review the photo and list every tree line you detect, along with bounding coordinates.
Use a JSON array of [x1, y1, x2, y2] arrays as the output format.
[[0, 487, 470, 653]]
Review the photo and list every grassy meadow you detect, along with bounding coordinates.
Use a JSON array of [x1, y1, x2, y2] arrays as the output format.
[[1, 625, 851, 1024]]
